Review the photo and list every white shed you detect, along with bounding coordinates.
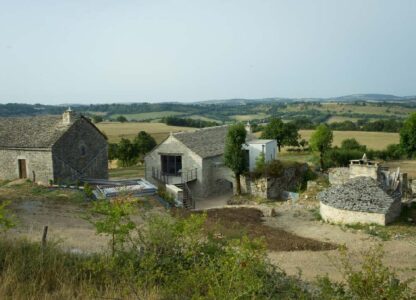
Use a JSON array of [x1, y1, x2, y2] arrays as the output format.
[[244, 139, 277, 172]]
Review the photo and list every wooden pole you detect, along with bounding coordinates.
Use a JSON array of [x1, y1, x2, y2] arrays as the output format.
[[42, 225, 48, 249]]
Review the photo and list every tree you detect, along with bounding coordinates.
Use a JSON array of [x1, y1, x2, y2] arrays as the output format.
[[116, 115, 127, 123], [261, 118, 300, 152], [400, 112, 416, 158], [224, 123, 247, 195], [92, 115, 103, 123], [310, 124, 333, 170], [87, 197, 136, 256], [117, 138, 138, 167], [341, 138, 366, 152], [134, 131, 157, 156]]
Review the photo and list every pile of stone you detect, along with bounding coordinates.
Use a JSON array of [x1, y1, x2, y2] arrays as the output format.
[[318, 176, 396, 214]]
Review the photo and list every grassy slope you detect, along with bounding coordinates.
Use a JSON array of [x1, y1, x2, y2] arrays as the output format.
[[299, 130, 399, 150], [97, 122, 195, 143]]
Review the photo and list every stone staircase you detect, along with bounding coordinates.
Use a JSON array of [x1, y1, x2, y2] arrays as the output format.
[[175, 182, 195, 209]]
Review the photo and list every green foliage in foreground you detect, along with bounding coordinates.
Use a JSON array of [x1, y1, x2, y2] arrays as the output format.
[[0, 213, 309, 299], [0, 203, 414, 299], [316, 245, 415, 300], [0, 201, 14, 231]]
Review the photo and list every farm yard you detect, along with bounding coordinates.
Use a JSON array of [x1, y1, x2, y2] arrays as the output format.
[[1, 180, 415, 290]]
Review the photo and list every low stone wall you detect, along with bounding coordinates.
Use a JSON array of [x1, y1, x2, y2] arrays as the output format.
[[320, 202, 387, 225], [328, 167, 349, 186]]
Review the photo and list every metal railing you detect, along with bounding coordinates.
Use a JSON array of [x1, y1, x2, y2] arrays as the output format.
[[152, 167, 197, 184]]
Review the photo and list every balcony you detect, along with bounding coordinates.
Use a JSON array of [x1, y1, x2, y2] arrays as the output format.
[[152, 167, 197, 185]]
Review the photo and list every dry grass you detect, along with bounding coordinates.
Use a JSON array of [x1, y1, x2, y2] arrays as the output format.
[[230, 113, 269, 121], [110, 111, 184, 121], [300, 130, 399, 150], [326, 116, 359, 123], [382, 160, 416, 178], [97, 121, 195, 143]]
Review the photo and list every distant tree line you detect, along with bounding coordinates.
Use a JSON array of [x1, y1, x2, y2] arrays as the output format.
[[161, 116, 220, 128]]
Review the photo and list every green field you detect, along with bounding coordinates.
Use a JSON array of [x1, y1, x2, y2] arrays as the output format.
[[97, 121, 195, 143], [110, 111, 184, 121]]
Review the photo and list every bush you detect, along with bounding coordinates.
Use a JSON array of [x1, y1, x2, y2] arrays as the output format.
[[316, 245, 415, 299]]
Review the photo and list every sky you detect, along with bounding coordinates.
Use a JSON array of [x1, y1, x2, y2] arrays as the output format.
[[0, 0, 416, 104]]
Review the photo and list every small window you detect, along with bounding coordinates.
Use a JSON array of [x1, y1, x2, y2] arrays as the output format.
[[80, 145, 86, 156]]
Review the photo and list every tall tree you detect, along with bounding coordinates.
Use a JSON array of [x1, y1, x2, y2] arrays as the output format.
[[224, 123, 247, 195], [400, 112, 416, 158], [117, 138, 138, 167], [134, 131, 157, 155], [261, 118, 300, 152], [310, 124, 333, 170]]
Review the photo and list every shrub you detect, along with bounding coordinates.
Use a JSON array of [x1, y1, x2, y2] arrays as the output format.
[[83, 183, 94, 198], [316, 245, 415, 299]]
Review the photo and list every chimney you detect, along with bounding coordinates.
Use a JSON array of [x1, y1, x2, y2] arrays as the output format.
[[245, 121, 252, 134], [62, 107, 76, 125]]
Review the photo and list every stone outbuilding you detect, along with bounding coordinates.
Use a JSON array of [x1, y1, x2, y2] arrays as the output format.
[[144, 126, 234, 201], [0, 109, 108, 185]]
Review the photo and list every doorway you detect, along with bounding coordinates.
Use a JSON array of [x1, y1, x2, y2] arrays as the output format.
[[18, 159, 27, 179]]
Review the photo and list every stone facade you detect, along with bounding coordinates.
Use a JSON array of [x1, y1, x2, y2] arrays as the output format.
[[320, 202, 389, 226], [144, 133, 234, 199], [52, 117, 108, 182], [0, 149, 53, 184], [0, 112, 108, 184], [241, 163, 308, 199]]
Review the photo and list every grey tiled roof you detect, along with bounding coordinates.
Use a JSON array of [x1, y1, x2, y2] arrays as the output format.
[[173, 125, 229, 158], [0, 115, 74, 148]]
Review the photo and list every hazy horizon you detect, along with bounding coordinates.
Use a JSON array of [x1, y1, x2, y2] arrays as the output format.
[[1, 1, 416, 104]]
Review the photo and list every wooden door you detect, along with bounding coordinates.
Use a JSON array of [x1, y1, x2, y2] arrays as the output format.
[[18, 159, 27, 179]]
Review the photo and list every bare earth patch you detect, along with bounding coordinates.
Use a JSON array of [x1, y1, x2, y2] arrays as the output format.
[[177, 207, 336, 252]]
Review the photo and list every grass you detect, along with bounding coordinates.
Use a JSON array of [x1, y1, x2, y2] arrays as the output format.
[[299, 130, 399, 150], [97, 121, 195, 143], [326, 116, 359, 123], [109, 165, 145, 179], [382, 160, 416, 178], [340, 204, 416, 241], [230, 113, 270, 121], [0, 181, 85, 204], [110, 111, 184, 121]]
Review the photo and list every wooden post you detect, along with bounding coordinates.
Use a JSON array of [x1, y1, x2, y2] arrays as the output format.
[[42, 225, 48, 249]]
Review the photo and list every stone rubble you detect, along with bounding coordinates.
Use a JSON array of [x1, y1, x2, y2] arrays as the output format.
[[318, 176, 397, 214]]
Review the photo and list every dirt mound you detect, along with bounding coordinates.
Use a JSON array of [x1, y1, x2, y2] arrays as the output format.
[[176, 207, 337, 252]]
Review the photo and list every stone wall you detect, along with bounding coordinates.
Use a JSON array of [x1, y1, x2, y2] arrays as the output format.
[[0, 149, 53, 184], [320, 202, 387, 225], [349, 164, 379, 180], [328, 167, 350, 186], [52, 118, 108, 182], [241, 163, 308, 199]]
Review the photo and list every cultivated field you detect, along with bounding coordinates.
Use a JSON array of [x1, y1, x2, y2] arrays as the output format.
[[300, 130, 399, 150], [230, 113, 270, 121], [97, 122, 195, 143], [109, 111, 184, 121]]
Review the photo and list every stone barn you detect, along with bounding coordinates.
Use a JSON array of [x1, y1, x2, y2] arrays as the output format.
[[0, 109, 108, 185], [144, 126, 235, 202]]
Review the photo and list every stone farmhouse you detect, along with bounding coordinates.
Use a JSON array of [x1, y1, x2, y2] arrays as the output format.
[[145, 125, 276, 206], [0, 109, 108, 185]]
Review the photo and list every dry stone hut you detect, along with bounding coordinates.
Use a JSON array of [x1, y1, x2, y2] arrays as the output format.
[[318, 177, 402, 225], [320, 155, 404, 225], [0, 109, 108, 185]]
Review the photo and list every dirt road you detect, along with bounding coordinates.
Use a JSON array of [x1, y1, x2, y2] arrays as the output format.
[[266, 205, 416, 284]]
